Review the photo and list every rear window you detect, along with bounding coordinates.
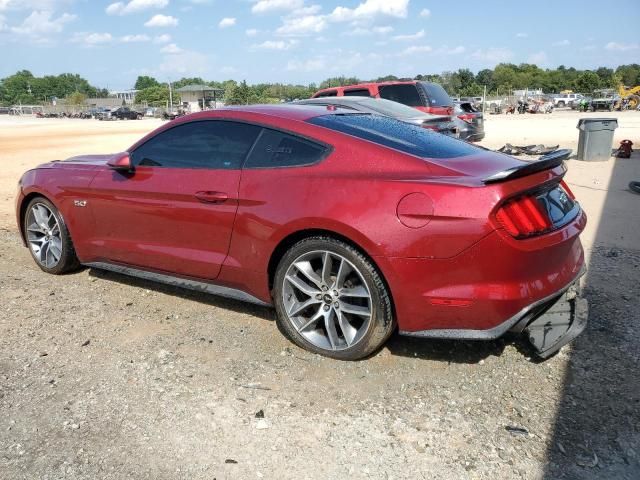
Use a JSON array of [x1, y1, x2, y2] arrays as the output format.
[[308, 114, 477, 159], [378, 84, 423, 107], [244, 128, 328, 168], [343, 89, 370, 97], [419, 82, 453, 107], [315, 89, 338, 98]]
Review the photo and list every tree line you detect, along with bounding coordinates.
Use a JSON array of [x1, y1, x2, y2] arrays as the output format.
[[2, 64, 639, 107]]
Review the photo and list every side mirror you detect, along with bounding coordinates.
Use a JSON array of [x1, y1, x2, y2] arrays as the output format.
[[107, 152, 134, 173]]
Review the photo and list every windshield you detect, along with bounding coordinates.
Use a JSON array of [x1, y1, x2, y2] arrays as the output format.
[[419, 82, 453, 107], [308, 114, 477, 159]]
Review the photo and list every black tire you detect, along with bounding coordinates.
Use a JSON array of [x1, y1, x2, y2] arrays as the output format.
[[273, 236, 395, 360], [630, 181, 640, 195], [23, 197, 80, 275], [557, 101, 565, 108]]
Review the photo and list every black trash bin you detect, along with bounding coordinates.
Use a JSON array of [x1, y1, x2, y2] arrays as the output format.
[[576, 118, 618, 161]]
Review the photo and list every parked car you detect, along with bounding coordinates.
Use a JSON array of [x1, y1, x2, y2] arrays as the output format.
[[110, 107, 143, 120], [553, 93, 583, 108], [453, 102, 485, 142], [96, 109, 113, 121], [295, 96, 458, 137], [16, 105, 588, 360], [590, 90, 620, 111], [0, 106, 10, 115], [312, 81, 454, 115]]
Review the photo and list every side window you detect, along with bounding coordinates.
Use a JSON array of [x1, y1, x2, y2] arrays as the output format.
[[379, 84, 422, 107], [244, 129, 328, 168], [315, 90, 338, 98], [130, 121, 261, 169], [343, 88, 371, 97]]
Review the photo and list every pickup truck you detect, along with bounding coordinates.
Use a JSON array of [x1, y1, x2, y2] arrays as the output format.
[[110, 107, 143, 120], [553, 93, 583, 108]]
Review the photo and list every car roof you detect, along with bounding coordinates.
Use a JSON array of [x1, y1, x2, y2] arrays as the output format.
[[183, 104, 357, 122], [314, 80, 423, 95]]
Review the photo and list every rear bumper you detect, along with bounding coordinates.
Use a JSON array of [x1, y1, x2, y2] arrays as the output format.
[[400, 269, 588, 358]]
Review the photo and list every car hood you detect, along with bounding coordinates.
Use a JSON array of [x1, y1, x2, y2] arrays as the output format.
[[39, 153, 122, 169]]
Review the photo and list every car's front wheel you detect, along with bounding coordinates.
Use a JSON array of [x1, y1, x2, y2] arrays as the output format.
[[23, 197, 80, 274], [274, 236, 395, 360]]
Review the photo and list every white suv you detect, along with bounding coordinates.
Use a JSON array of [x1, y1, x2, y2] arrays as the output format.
[[554, 93, 583, 108]]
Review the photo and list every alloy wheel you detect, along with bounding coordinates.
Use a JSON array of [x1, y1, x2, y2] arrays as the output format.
[[282, 250, 373, 351], [26, 203, 63, 269]]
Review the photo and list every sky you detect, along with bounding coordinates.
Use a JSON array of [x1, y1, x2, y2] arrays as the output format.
[[0, 0, 638, 90]]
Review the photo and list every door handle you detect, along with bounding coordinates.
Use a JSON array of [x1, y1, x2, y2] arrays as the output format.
[[195, 191, 228, 204]]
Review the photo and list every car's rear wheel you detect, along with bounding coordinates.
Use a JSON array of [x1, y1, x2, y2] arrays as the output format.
[[274, 236, 395, 360], [24, 197, 80, 274]]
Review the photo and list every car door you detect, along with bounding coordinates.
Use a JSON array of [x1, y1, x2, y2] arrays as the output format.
[[87, 120, 261, 279]]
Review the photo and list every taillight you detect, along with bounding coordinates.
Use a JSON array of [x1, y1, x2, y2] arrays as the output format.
[[457, 113, 474, 124], [496, 195, 552, 238], [560, 180, 575, 199]]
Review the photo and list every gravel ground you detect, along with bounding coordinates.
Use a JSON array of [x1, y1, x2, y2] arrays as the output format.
[[1, 227, 638, 479], [1, 113, 639, 479]]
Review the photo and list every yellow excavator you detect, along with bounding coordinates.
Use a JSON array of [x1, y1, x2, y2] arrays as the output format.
[[619, 85, 640, 109]]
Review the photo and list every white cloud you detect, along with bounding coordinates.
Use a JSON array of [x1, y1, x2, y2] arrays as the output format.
[[419, 8, 430, 17], [437, 45, 465, 55], [399, 45, 432, 56], [276, 14, 326, 36], [160, 42, 182, 53], [286, 57, 326, 72], [605, 41, 639, 51], [528, 51, 547, 64], [159, 49, 209, 75], [329, 0, 409, 22], [471, 47, 513, 63], [121, 34, 150, 42], [106, 0, 168, 16], [153, 33, 171, 43], [0, 14, 6, 31], [252, 39, 298, 50], [290, 4, 321, 16], [218, 17, 236, 28], [516, 32, 528, 38], [374, 25, 392, 34], [246, 28, 259, 36], [552, 39, 570, 46], [220, 65, 237, 74], [11, 10, 76, 35], [144, 14, 178, 27], [393, 29, 424, 41], [251, 0, 303, 14], [71, 32, 113, 46]]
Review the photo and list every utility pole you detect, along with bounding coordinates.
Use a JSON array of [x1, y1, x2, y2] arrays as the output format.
[[168, 80, 173, 113]]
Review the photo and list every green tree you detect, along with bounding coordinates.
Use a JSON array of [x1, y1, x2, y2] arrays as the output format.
[[135, 85, 170, 106], [574, 71, 601, 94], [134, 75, 159, 90], [67, 91, 87, 105]]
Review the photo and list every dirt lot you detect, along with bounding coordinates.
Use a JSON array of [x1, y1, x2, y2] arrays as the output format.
[[1, 112, 639, 479]]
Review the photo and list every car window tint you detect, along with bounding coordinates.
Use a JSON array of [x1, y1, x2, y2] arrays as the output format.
[[419, 82, 453, 107], [343, 89, 370, 97], [315, 90, 338, 97], [309, 114, 477, 159], [131, 120, 261, 169], [378, 84, 422, 107], [245, 129, 327, 168]]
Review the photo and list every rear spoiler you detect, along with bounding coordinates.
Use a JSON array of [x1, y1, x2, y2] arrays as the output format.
[[483, 149, 572, 184]]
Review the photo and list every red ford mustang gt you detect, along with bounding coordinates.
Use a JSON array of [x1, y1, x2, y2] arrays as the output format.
[[16, 105, 588, 360]]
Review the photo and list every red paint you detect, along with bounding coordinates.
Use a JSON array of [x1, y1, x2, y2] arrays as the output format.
[[16, 105, 586, 334]]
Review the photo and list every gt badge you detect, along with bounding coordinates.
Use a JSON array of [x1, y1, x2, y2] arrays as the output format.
[[74, 200, 87, 207]]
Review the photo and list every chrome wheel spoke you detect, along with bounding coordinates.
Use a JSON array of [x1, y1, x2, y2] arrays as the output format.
[[336, 310, 357, 346], [324, 309, 339, 350], [293, 260, 323, 289], [321, 252, 333, 286], [335, 258, 351, 289], [285, 274, 321, 297], [27, 222, 45, 234], [340, 285, 369, 298], [339, 301, 371, 317], [298, 306, 325, 332], [287, 297, 321, 317]]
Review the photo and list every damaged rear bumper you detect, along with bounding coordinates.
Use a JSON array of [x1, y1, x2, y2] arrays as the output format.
[[512, 282, 588, 359]]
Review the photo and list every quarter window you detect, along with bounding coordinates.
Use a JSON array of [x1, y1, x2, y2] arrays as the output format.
[[315, 90, 338, 97], [378, 84, 423, 107], [244, 129, 327, 168], [130, 120, 261, 169]]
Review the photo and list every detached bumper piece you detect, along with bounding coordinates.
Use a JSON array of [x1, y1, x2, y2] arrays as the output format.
[[520, 283, 589, 359]]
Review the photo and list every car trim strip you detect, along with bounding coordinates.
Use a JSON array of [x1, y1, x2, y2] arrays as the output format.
[[84, 261, 271, 307]]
